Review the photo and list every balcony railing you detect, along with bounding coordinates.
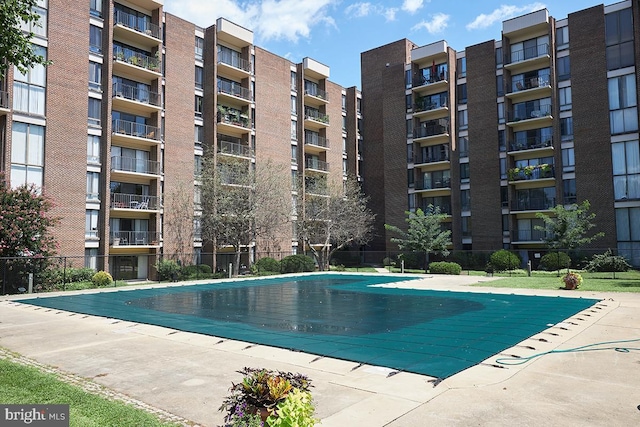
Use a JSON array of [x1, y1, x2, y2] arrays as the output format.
[[305, 158, 330, 172], [304, 133, 329, 149], [218, 140, 254, 157], [113, 46, 161, 73], [507, 104, 552, 122], [111, 231, 160, 246], [509, 136, 553, 152], [304, 108, 329, 124], [421, 203, 452, 215], [0, 90, 8, 108], [507, 165, 555, 181], [111, 193, 160, 210], [413, 73, 447, 88], [112, 119, 161, 141], [113, 82, 160, 107], [305, 87, 328, 101], [217, 80, 252, 101], [306, 185, 328, 195], [506, 43, 550, 65], [111, 155, 161, 175], [516, 229, 548, 241], [217, 111, 251, 129], [415, 178, 451, 190], [217, 51, 252, 73], [414, 98, 448, 113], [413, 120, 450, 138], [511, 197, 555, 211], [414, 151, 450, 164], [510, 74, 550, 93], [114, 10, 161, 39]]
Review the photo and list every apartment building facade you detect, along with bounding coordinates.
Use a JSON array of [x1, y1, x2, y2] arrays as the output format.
[[0, 0, 361, 280], [362, 1, 640, 266]]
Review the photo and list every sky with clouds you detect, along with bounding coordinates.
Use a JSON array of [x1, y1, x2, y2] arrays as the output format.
[[164, 0, 604, 88]]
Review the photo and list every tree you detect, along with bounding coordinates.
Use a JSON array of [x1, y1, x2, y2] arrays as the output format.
[[200, 155, 291, 276], [384, 205, 452, 273], [297, 177, 375, 271], [535, 200, 604, 250], [0, 175, 59, 293], [162, 180, 195, 266], [0, 0, 51, 79]]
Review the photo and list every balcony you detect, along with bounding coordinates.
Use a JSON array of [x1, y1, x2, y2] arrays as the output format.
[[507, 75, 551, 101], [305, 158, 329, 173], [113, 10, 161, 47], [412, 73, 448, 95], [513, 228, 548, 243], [217, 80, 252, 103], [506, 104, 552, 128], [217, 51, 252, 79], [413, 98, 448, 119], [111, 155, 161, 175], [508, 136, 553, 154], [113, 46, 161, 79], [505, 44, 550, 71], [217, 139, 254, 158], [415, 178, 451, 191], [112, 82, 161, 114], [304, 87, 329, 107], [508, 164, 555, 182], [304, 133, 329, 153], [0, 90, 8, 114], [414, 150, 450, 166], [413, 119, 450, 143], [511, 197, 555, 212], [420, 203, 452, 215], [111, 193, 160, 210], [112, 119, 161, 147], [110, 231, 160, 247], [217, 109, 251, 135], [304, 108, 329, 130]]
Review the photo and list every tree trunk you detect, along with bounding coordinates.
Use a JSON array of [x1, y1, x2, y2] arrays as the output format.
[[234, 248, 241, 276], [424, 251, 430, 274]]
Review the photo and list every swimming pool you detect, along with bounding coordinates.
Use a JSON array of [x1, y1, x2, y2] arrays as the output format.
[[17, 274, 599, 379]]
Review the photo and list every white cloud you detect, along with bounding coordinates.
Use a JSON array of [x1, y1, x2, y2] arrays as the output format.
[[466, 2, 546, 31], [384, 8, 398, 21], [345, 2, 374, 18], [163, 0, 338, 42], [412, 13, 450, 34], [402, 0, 424, 14]]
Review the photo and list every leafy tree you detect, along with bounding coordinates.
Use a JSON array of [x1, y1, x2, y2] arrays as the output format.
[[0, 0, 51, 79], [535, 200, 604, 250], [297, 177, 375, 271], [0, 175, 59, 293], [384, 205, 452, 273]]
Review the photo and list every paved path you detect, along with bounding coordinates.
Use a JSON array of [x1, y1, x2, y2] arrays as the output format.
[[1, 273, 639, 426]]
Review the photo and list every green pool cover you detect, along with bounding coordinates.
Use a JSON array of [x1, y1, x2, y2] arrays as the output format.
[[17, 274, 599, 379]]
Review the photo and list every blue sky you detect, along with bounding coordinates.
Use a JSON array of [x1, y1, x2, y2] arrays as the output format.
[[164, 0, 604, 89]]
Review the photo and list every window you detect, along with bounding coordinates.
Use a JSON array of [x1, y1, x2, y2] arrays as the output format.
[[291, 71, 297, 91], [496, 75, 504, 97], [559, 86, 572, 111], [557, 26, 569, 50], [458, 109, 468, 130], [342, 137, 347, 153], [500, 158, 507, 180], [195, 36, 204, 60], [343, 159, 347, 175], [22, 1, 47, 38], [501, 186, 509, 207], [606, 8, 634, 70], [407, 169, 415, 187], [89, 61, 102, 91], [89, 25, 102, 54], [406, 94, 412, 110], [13, 45, 46, 116], [88, 98, 101, 126], [195, 125, 203, 146], [10, 122, 44, 188], [458, 136, 469, 158], [563, 179, 577, 204], [609, 74, 638, 134], [195, 66, 203, 89], [87, 135, 100, 164], [90, 0, 102, 17], [616, 208, 640, 265], [561, 117, 573, 140], [513, 127, 553, 150], [502, 214, 510, 232], [461, 217, 472, 237], [291, 120, 297, 140], [86, 210, 99, 238], [84, 249, 98, 270], [460, 162, 470, 183], [612, 140, 640, 200], [407, 119, 413, 138], [512, 97, 551, 120], [457, 57, 466, 78], [516, 218, 546, 241], [194, 155, 203, 176], [557, 56, 570, 81], [291, 144, 297, 163], [460, 189, 470, 211], [495, 47, 503, 68], [195, 95, 202, 117], [498, 130, 506, 152], [86, 172, 100, 200], [457, 83, 467, 104], [497, 102, 505, 123], [291, 95, 297, 114], [562, 148, 575, 172], [342, 93, 346, 111], [408, 193, 416, 211], [342, 116, 347, 130]]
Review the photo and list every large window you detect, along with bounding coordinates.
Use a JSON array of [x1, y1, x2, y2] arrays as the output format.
[[458, 109, 468, 129], [609, 74, 638, 134], [563, 179, 577, 204], [86, 210, 99, 238], [87, 135, 100, 164], [561, 117, 573, 140], [509, 35, 549, 63], [11, 122, 44, 188], [457, 83, 467, 104], [88, 97, 101, 127], [606, 8, 634, 70], [557, 26, 569, 50], [460, 162, 470, 183], [559, 86, 572, 111], [195, 125, 203, 146], [562, 147, 575, 172], [612, 140, 640, 200], [89, 24, 102, 54], [89, 61, 102, 91], [557, 56, 570, 81], [13, 45, 46, 116], [195, 66, 203, 89], [616, 207, 640, 265], [21, 0, 47, 38], [461, 189, 470, 211], [195, 37, 204, 60], [457, 57, 466, 78], [458, 136, 469, 158], [90, 0, 102, 17], [86, 172, 100, 200], [195, 95, 202, 117]]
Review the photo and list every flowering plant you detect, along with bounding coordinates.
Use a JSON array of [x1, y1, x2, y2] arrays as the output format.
[[225, 401, 264, 427], [561, 272, 583, 289]]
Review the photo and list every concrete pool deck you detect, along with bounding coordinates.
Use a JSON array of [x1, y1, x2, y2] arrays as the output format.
[[1, 273, 639, 426]]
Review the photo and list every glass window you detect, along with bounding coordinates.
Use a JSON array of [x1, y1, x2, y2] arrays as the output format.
[[561, 117, 573, 140], [460, 162, 470, 182], [458, 136, 469, 158], [21, 2, 47, 38], [90, 25, 102, 54], [458, 109, 468, 129], [12, 45, 46, 115], [497, 102, 505, 123], [406, 94, 413, 110], [291, 71, 297, 91], [86, 172, 100, 200], [405, 69, 412, 89], [88, 98, 101, 127], [342, 137, 347, 153], [11, 122, 44, 188], [562, 148, 575, 172], [500, 158, 507, 179], [291, 95, 297, 114], [89, 61, 101, 91], [612, 140, 640, 200], [461, 189, 470, 211], [342, 93, 346, 111], [85, 210, 99, 238], [84, 248, 98, 270], [195, 36, 204, 60], [616, 207, 640, 241], [195, 95, 202, 117], [557, 56, 570, 81], [457, 57, 466, 78], [495, 47, 503, 68], [605, 9, 634, 70], [559, 86, 572, 111], [498, 130, 506, 152], [609, 75, 639, 134], [291, 120, 297, 139], [563, 179, 577, 204], [195, 125, 203, 145], [407, 119, 413, 138], [496, 75, 504, 97], [557, 26, 569, 50], [90, 0, 102, 17], [291, 144, 297, 163], [457, 83, 467, 104], [87, 135, 100, 164], [195, 66, 203, 89]]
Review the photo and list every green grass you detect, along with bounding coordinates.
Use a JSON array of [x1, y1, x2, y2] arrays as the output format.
[[471, 270, 640, 292], [0, 357, 181, 427]]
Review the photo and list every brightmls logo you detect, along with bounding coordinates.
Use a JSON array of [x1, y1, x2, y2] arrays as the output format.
[[1, 405, 69, 426]]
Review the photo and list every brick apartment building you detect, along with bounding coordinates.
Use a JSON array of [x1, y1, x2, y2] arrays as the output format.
[[361, 1, 640, 267], [0, 0, 362, 279]]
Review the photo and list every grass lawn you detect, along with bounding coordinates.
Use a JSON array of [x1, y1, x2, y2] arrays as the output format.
[[0, 357, 182, 427], [470, 270, 640, 292]]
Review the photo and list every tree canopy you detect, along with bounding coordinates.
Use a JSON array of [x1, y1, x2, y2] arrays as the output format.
[[0, 0, 50, 79], [535, 200, 604, 250]]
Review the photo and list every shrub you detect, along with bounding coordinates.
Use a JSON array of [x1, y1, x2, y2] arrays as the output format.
[[254, 257, 281, 273], [197, 264, 212, 274], [429, 261, 462, 275], [91, 271, 113, 287], [382, 257, 394, 267], [156, 259, 181, 281], [332, 264, 346, 272], [398, 252, 424, 270], [539, 252, 571, 271], [585, 250, 632, 272], [280, 255, 315, 273], [489, 249, 521, 271]]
